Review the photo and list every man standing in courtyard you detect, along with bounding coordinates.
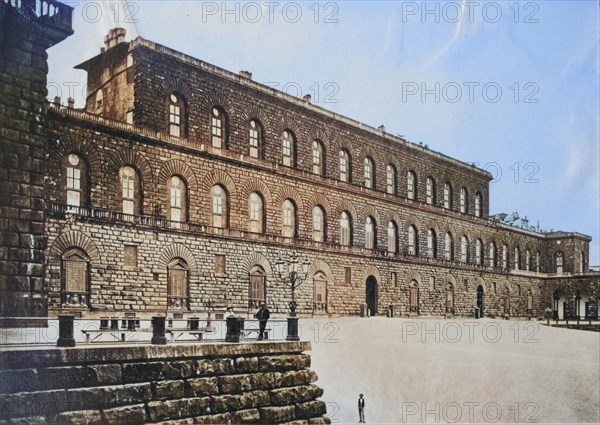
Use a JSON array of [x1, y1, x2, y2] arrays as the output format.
[[255, 302, 270, 340], [358, 393, 365, 422]]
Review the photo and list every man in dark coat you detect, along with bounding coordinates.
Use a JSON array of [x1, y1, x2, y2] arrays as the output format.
[[358, 393, 365, 423], [255, 303, 270, 340]]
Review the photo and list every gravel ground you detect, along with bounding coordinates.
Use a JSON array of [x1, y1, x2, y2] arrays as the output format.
[[304, 317, 600, 424]]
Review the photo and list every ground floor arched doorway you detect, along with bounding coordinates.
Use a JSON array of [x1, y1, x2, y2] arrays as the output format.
[[366, 276, 378, 316], [477, 285, 485, 317]]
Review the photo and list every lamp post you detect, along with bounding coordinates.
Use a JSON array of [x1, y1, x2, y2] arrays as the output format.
[[275, 253, 310, 341], [202, 297, 214, 329]]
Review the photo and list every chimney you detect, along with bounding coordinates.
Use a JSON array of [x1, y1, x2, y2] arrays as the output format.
[[67, 97, 75, 109], [239, 70, 252, 79], [104, 28, 127, 50], [303, 94, 311, 103]]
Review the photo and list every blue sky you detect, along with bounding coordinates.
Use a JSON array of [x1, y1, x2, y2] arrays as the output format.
[[48, 1, 599, 265]]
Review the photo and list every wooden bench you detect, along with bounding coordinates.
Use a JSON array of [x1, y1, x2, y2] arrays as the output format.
[[81, 327, 152, 343], [241, 327, 271, 340], [81, 327, 215, 343], [170, 327, 214, 342]]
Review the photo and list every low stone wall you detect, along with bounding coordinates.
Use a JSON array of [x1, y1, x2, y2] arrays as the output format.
[[0, 342, 330, 424]]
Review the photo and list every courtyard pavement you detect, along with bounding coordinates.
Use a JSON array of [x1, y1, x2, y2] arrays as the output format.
[[303, 317, 600, 424]]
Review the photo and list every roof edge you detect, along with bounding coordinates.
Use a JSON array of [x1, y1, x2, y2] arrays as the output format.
[[129, 36, 493, 181]]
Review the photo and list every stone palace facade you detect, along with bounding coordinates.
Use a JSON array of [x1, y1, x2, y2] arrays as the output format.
[[1, 1, 598, 324]]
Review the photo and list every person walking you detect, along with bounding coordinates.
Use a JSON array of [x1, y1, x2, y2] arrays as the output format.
[[358, 393, 365, 423], [255, 302, 270, 340]]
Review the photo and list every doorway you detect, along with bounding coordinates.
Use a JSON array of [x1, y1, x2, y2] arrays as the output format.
[[366, 276, 378, 316], [477, 285, 484, 317]]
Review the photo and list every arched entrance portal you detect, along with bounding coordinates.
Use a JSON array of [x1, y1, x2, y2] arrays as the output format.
[[552, 290, 562, 320], [476, 285, 485, 317], [366, 276, 378, 316], [446, 283, 455, 314]]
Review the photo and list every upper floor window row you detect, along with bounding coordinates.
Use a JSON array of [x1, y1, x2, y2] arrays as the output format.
[[57, 161, 550, 270], [166, 96, 489, 213]]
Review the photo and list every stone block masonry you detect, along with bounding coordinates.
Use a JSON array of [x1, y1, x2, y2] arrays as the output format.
[[0, 341, 330, 424], [0, 0, 73, 322]]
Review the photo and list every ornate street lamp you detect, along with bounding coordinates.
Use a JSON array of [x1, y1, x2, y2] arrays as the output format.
[[202, 297, 215, 329], [275, 252, 310, 341]]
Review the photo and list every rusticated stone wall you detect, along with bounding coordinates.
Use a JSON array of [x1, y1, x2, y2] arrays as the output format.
[[0, 341, 329, 424], [0, 1, 72, 322]]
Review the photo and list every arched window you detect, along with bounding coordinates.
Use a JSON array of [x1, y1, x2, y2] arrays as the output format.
[[282, 199, 297, 238], [460, 236, 469, 263], [167, 258, 189, 309], [409, 280, 419, 313], [211, 185, 228, 228], [408, 225, 418, 256], [446, 283, 455, 313], [339, 149, 351, 182], [555, 251, 563, 274], [474, 192, 482, 217], [168, 94, 186, 137], [364, 157, 374, 189], [312, 205, 326, 242], [536, 250, 541, 272], [248, 119, 263, 158], [248, 192, 264, 234], [502, 244, 508, 270], [61, 248, 90, 308], [514, 247, 521, 270], [120, 165, 140, 217], [475, 239, 483, 265], [407, 171, 417, 200], [169, 176, 187, 228], [313, 271, 327, 312], [444, 232, 454, 260], [489, 242, 497, 268], [249, 265, 266, 309], [426, 177, 435, 205], [386, 164, 396, 194], [365, 216, 376, 250], [387, 221, 398, 253], [427, 228, 437, 258], [312, 140, 325, 175], [340, 211, 352, 246], [63, 153, 87, 208], [281, 130, 295, 167], [443, 182, 452, 209], [210, 107, 226, 148], [460, 187, 468, 213], [525, 249, 531, 271]]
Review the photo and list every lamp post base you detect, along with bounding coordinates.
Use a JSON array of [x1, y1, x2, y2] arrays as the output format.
[[57, 315, 76, 347], [286, 316, 300, 341], [151, 316, 168, 345]]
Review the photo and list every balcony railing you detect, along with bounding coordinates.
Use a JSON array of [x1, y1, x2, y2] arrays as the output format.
[[167, 296, 189, 310], [61, 291, 88, 308], [3, 0, 73, 32], [49, 202, 585, 277]]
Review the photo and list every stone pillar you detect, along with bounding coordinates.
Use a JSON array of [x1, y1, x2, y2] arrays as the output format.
[[56, 314, 76, 347], [225, 316, 244, 343], [151, 316, 167, 345], [286, 317, 300, 341], [0, 1, 73, 326]]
